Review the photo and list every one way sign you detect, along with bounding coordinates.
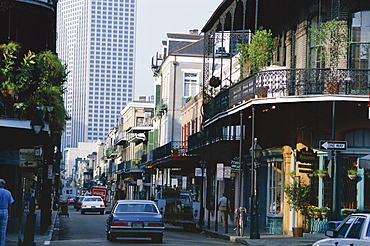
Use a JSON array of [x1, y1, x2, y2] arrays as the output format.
[[319, 140, 347, 151]]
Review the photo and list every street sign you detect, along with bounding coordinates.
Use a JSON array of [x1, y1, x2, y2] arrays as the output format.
[[19, 149, 37, 168], [319, 140, 347, 150]]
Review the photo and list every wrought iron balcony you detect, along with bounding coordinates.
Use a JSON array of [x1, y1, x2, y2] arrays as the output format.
[[204, 68, 370, 120]]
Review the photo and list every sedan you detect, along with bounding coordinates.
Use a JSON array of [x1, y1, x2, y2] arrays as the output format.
[[313, 213, 370, 246], [106, 200, 164, 243], [75, 196, 85, 211], [81, 196, 105, 214]]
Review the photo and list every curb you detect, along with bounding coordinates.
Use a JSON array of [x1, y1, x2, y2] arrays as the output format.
[[196, 227, 249, 245], [47, 210, 58, 241]]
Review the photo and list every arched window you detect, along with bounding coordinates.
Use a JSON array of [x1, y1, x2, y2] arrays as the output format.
[[350, 11, 370, 69]]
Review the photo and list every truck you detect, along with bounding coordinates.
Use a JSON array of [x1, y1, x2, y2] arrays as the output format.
[[155, 188, 200, 230], [61, 187, 77, 202], [91, 186, 108, 205]]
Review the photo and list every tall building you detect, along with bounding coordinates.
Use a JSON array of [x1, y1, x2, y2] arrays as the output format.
[[57, 0, 136, 149]]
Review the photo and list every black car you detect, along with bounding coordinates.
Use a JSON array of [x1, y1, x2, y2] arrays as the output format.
[[74, 196, 84, 211], [106, 200, 164, 243]]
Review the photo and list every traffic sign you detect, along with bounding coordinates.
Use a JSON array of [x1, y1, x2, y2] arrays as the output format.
[[19, 149, 37, 168], [319, 140, 347, 150]]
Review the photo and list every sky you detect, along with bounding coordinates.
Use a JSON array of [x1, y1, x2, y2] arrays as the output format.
[[134, 0, 221, 100]]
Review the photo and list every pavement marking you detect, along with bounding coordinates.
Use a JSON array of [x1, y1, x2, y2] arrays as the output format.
[[44, 241, 51, 245]]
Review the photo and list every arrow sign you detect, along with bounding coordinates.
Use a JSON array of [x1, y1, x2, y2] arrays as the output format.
[[319, 140, 347, 150]]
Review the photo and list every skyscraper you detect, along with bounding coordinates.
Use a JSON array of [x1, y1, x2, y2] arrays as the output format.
[[57, 0, 136, 149]]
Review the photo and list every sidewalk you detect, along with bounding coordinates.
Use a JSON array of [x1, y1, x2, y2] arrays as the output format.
[[6, 208, 58, 246], [197, 221, 327, 246]]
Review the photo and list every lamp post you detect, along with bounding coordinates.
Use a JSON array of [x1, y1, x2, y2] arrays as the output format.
[[199, 159, 206, 227], [24, 107, 45, 246], [249, 137, 262, 239]]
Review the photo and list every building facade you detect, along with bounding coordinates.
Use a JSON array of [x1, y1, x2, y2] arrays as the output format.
[[195, 0, 370, 236], [57, 0, 136, 150]]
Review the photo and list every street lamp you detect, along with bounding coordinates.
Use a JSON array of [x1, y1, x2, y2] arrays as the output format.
[[24, 107, 45, 246], [199, 159, 206, 227], [249, 137, 262, 239]]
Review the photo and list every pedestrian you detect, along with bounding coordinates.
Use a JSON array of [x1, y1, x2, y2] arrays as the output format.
[[0, 179, 14, 246], [218, 193, 231, 226]]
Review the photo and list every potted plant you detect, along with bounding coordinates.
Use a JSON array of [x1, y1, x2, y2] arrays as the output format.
[[209, 76, 221, 87], [314, 169, 328, 179], [310, 19, 350, 94], [284, 179, 312, 237], [288, 170, 297, 179], [236, 27, 276, 78], [307, 205, 319, 217], [172, 146, 179, 156], [347, 169, 358, 180], [320, 207, 330, 218]]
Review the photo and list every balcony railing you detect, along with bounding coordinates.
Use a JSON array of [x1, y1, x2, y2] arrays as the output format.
[[205, 68, 370, 120], [144, 141, 187, 162]]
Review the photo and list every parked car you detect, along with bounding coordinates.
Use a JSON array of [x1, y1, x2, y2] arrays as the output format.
[[313, 213, 370, 246], [106, 200, 164, 243], [80, 196, 105, 215], [67, 195, 76, 204], [74, 196, 84, 211]]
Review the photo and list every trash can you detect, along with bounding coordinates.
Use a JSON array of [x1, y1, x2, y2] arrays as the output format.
[[59, 201, 69, 217]]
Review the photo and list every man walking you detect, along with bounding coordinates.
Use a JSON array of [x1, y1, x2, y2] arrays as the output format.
[[0, 179, 14, 246], [218, 193, 231, 226]]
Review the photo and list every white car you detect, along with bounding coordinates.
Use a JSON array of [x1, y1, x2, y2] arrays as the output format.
[[80, 196, 105, 215], [313, 213, 370, 246]]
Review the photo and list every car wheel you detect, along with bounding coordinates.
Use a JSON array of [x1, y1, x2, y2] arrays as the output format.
[[81, 211, 85, 215], [100, 211, 104, 215], [152, 235, 163, 243]]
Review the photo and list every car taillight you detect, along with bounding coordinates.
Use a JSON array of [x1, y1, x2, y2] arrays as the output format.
[[100, 205, 105, 207], [82, 205, 86, 207], [148, 222, 164, 227], [111, 221, 128, 226]]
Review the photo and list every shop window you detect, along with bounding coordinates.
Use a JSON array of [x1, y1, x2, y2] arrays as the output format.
[[267, 161, 283, 216]]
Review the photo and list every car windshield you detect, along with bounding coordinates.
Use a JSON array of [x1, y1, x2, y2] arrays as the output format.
[[84, 197, 102, 202], [115, 204, 157, 213]]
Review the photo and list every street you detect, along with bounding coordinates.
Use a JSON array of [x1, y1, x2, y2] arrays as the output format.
[[49, 205, 242, 245]]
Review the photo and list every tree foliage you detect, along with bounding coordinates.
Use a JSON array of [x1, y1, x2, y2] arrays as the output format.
[[284, 179, 312, 213], [237, 28, 276, 75], [0, 42, 68, 136], [310, 19, 350, 70]]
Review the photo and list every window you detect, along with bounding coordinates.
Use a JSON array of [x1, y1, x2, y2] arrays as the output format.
[[350, 11, 370, 69], [183, 73, 198, 97], [267, 161, 283, 215], [309, 16, 326, 68]]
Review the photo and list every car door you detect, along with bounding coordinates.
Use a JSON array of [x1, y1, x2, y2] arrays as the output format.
[[336, 216, 369, 246]]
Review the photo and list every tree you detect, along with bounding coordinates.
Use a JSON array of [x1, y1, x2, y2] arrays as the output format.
[[310, 19, 350, 71], [0, 42, 68, 136], [237, 28, 276, 76]]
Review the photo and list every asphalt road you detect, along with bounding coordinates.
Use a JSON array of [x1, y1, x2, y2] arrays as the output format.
[[49, 205, 242, 245]]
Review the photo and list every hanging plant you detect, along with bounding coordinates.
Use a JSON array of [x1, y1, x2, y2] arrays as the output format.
[[209, 76, 221, 87]]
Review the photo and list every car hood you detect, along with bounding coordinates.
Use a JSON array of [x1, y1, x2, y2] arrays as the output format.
[[113, 213, 163, 222]]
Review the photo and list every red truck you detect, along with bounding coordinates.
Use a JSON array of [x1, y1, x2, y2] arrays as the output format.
[[91, 186, 108, 204]]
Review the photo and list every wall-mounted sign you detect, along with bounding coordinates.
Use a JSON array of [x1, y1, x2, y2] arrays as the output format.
[[297, 148, 317, 163], [216, 163, 224, 180]]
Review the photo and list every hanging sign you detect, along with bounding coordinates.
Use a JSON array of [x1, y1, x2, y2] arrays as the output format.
[[216, 163, 224, 180]]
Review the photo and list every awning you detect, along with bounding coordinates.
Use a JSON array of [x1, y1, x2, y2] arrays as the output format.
[[359, 154, 370, 170]]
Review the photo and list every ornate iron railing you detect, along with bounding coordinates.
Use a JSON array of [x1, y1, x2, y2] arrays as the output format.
[[204, 68, 370, 120]]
